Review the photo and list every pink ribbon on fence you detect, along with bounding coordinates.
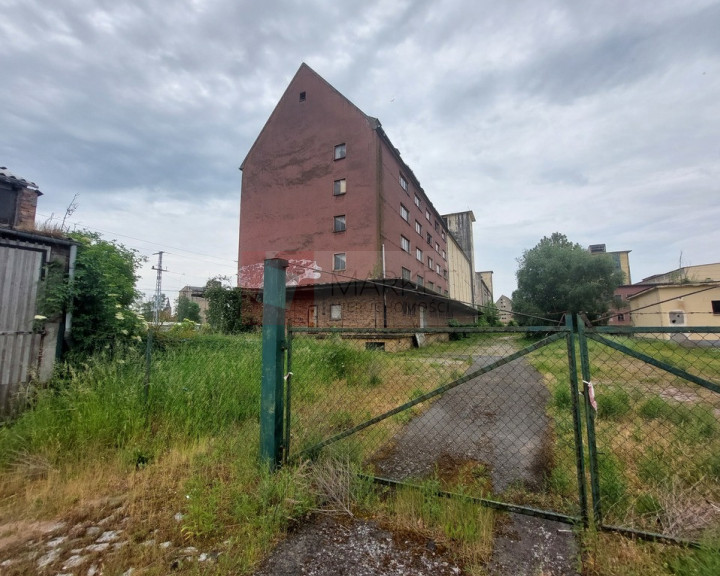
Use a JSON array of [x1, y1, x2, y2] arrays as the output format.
[[583, 380, 598, 412]]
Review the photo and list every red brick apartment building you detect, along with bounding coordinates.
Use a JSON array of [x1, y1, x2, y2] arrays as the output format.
[[238, 63, 477, 329]]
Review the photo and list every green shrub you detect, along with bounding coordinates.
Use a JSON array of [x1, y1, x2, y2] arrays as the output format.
[[553, 384, 572, 410], [596, 387, 631, 420], [638, 395, 671, 420], [598, 452, 626, 511]]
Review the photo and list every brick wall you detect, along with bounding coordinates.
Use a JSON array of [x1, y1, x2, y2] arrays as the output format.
[[242, 282, 476, 330], [16, 188, 39, 229]]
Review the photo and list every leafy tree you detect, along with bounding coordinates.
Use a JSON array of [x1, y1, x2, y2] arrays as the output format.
[[512, 233, 624, 325], [135, 293, 173, 323], [65, 231, 147, 355], [204, 277, 247, 334], [176, 295, 201, 323], [477, 301, 501, 327]]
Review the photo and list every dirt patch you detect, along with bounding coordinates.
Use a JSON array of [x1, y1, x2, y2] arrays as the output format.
[[253, 515, 464, 576]]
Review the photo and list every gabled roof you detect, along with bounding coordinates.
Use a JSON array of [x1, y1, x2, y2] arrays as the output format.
[[239, 63, 452, 237], [240, 62, 370, 171], [0, 166, 42, 195]]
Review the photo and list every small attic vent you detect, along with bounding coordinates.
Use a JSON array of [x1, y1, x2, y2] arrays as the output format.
[[299, 91, 306, 102]]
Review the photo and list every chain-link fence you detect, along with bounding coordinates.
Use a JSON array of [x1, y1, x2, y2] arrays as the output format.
[[286, 325, 585, 523], [284, 323, 720, 543], [580, 325, 720, 543]]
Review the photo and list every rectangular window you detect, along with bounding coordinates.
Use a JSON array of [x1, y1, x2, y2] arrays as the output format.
[[400, 204, 409, 222], [435, 242, 440, 253], [333, 252, 346, 271], [428, 281, 434, 291], [441, 231, 446, 240], [428, 256, 433, 269], [436, 263, 441, 275], [713, 301, 720, 314], [330, 304, 342, 320], [425, 209, 431, 221], [417, 274, 424, 287], [442, 249, 446, 260], [414, 195, 420, 208], [333, 178, 346, 195], [415, 220, 422, 235], [416, 248, 423, 262], [334, 143, 346, 160], [333, 215, 346, 232], [401, 235, 410, 253], [434, 220, 440, 232], [443, 269, 447, 279], [299, 91, 306, 102], [401, 267, 411, 281], [399, 173, 408, 191], [426, 232, 432, 245]]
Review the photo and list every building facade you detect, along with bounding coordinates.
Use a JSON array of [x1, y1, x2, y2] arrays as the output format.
[[627, 263, 720, 337], [495, 295, 513, 324], [238, 63, 477, 328]]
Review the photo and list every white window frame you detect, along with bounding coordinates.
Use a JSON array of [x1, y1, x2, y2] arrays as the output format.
[[330, 304, 342, 320], [401, 235, 410, 253], [333, 252, 346, 271], [334, 143, 346, 160], [333, 178, 346, 195], [333, 214, 346, 232]]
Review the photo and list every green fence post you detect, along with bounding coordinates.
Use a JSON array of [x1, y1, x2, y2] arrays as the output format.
[[565, 313, 589, 527], [260, 258, 288, 472], [577, 315, 602, 526], [284, 328, 293, 465]]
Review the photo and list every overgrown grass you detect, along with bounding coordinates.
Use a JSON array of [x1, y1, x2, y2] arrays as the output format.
[[287, 334, 471, 460], [526, 334, 720, 574], [0, 334, 262, 469], [2, 329, 718, 575]]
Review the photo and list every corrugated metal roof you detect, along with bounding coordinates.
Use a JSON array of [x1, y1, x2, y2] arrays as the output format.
[[0, 166, 41, 192]]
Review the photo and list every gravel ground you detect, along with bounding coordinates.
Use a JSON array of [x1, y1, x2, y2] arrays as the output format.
[[373, 356, 552, 492], [253, 515, 464, 576]]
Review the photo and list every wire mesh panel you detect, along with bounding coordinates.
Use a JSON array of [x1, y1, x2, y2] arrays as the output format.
[[286, 327, 583, 519], [581, 327, 720, 542]]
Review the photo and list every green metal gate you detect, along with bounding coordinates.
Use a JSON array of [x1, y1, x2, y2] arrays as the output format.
[[577, 323, 720, 545], [284, 318, 588, 528], [262, 315, 720, 545]]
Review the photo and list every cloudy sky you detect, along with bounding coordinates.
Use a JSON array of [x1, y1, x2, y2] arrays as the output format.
[[2, 0, 719, 305]]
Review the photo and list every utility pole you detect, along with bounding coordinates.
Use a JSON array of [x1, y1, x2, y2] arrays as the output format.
[[152, 252, 167, 325]]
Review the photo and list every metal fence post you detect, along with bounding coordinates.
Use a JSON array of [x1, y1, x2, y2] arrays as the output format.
[[577, 315, 602, 526], [565, 313, 589, 527], [260, 258, 288, 472]]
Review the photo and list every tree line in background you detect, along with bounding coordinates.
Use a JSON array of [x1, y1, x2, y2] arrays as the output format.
[[38, 231, 253, 362], [40, 230, 622, 360]]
